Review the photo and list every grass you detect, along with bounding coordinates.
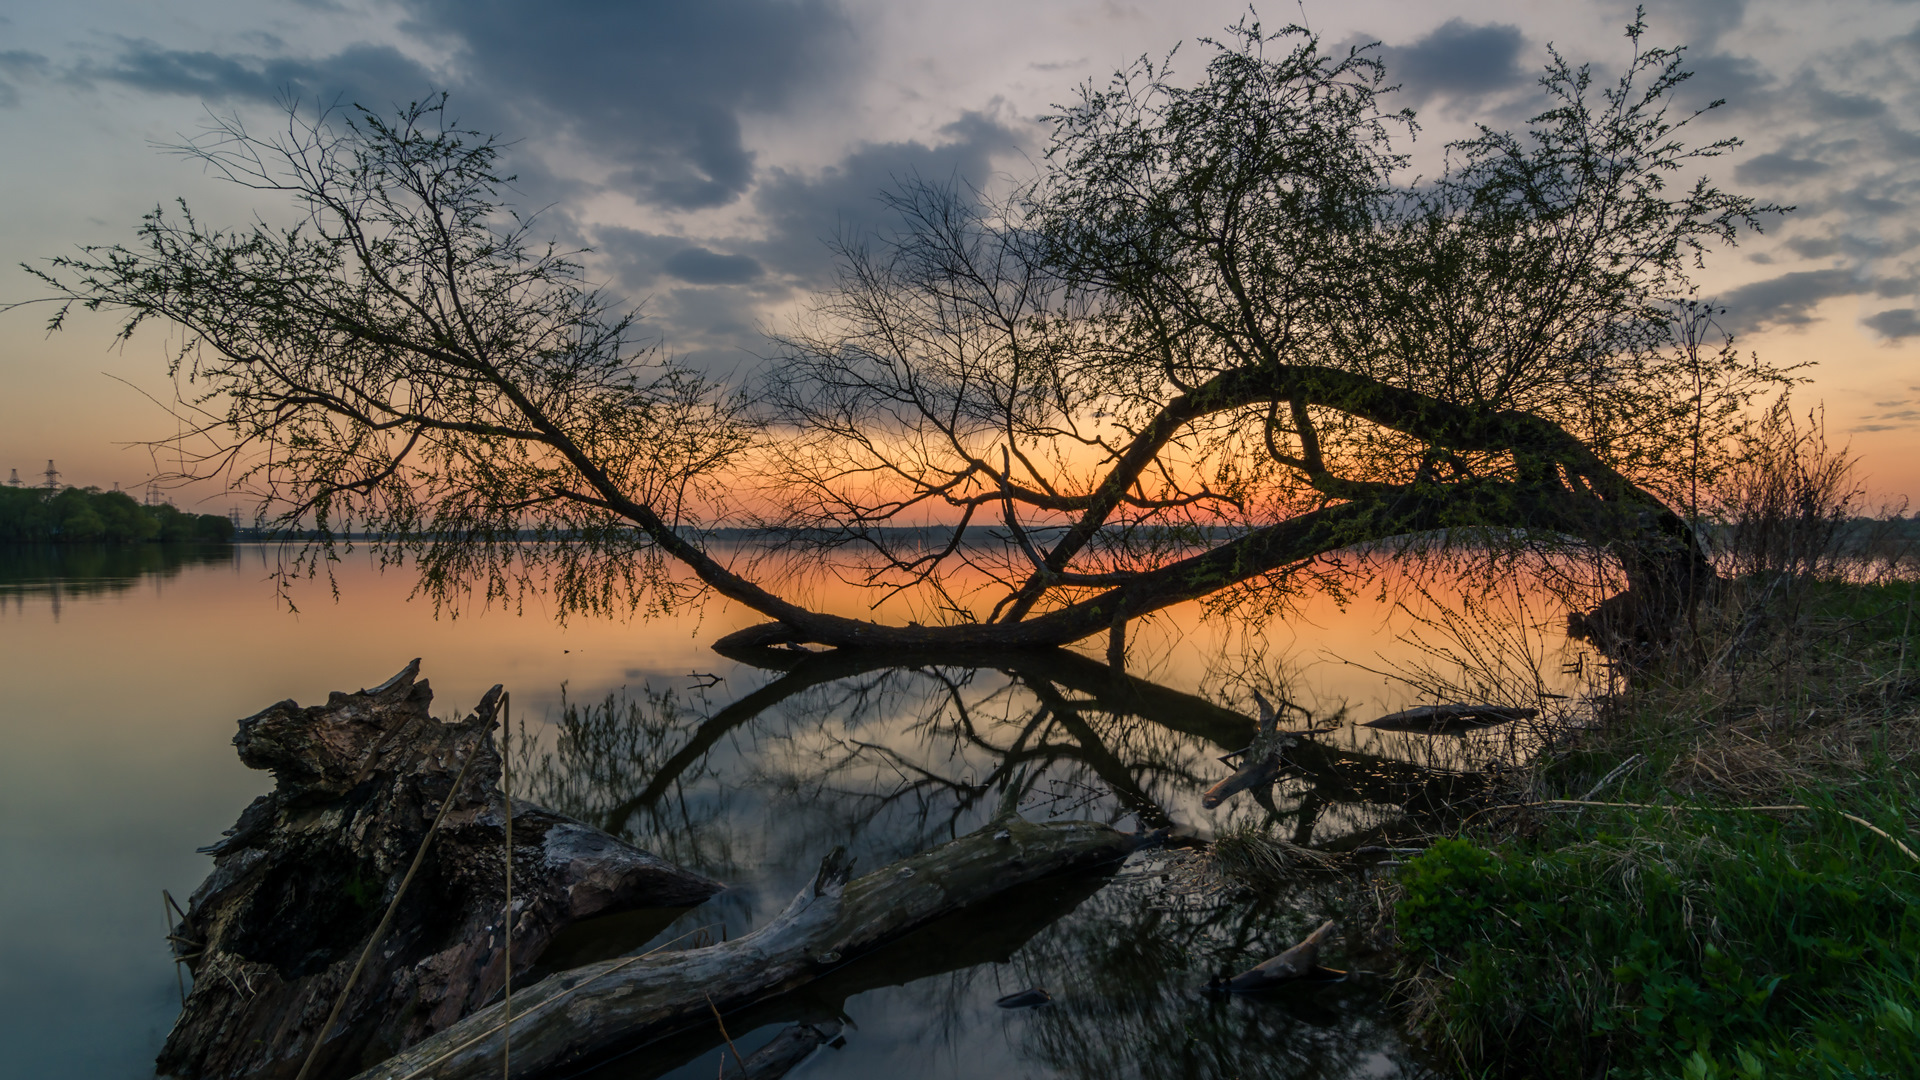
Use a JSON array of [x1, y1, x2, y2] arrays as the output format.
[[1395, 574, 1920, 1079]]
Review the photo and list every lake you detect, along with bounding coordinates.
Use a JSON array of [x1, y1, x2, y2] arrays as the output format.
[[0, 544, 1588, 1079]]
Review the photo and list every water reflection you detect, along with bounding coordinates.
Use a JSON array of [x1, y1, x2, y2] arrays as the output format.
[[0, 543, 236, 616], [0, 543, 1535, 1078], [527, 646, 1494, 866], [518, 646, 1477, 1079]]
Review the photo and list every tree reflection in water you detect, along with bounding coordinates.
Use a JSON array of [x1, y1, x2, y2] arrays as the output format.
[[518, 646, 1473, 1078], [0, 543, 236, 615]]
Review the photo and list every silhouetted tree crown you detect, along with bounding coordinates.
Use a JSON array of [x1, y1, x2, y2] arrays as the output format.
[[28, 17, 1783, 649]]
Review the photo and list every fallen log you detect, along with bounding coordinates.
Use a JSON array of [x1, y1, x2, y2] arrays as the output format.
[[353, 814, 1148, 1080], [1362, 703, 1538, 733], [159, 661, 721, 1080], [1210, 920, 1339, 992], [621, 864, 1112, 1079]]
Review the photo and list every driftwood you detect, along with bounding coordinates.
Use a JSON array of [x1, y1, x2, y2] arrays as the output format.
[[1201, 689, 1297, 809], [159, 661, 721, 1080], [1211, 920, 1340, 992], [353, 814, 1147, 1080], [1362, 703, 1539, 733]]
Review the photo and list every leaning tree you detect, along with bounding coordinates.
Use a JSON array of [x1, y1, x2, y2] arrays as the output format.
[[27, 19, 1782, 655]]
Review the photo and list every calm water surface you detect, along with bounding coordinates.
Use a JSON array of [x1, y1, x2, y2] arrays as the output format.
[[0, 545, 1575, 1079]]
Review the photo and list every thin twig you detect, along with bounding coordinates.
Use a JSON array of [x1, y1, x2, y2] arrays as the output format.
[[163, 891, 186, 1007], [501, 691, 513, 1080], [294, 726, 485, 1080], [1578, 753, 1645, 801], [708, 992, 748, 1077]]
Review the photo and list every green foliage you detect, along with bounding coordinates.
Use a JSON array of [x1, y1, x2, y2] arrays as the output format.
[[1393, 838, 1502, 952], [1398, 800, 1920, 1078], [0, 485, 230, 543]]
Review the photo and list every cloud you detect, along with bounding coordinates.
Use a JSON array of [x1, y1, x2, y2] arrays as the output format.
[[1714, 268, 1860, 333], [74, 0, 857, 213], [748, 110, 1025, 281], [1735, 150, 1830, 184], [1647, 0, 1751, 51], [76, 39, 431, 106], [591, 110, 1024, 374], [662, 247, 764, 285], [1864, 307, 1920, 340], [1675, 49, 1772, 115], [0, 49, 49, 108], [394, 0, 856, 210], [1800, 81, 1887, 121], [1378, 19, 1528, 105], [594, 227, 685, 292]]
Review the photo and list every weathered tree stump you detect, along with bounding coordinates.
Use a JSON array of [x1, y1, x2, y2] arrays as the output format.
[[158, 660, 722, 1080]]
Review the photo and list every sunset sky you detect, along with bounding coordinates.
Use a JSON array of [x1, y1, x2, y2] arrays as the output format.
[[2, 0, 1917, 510]]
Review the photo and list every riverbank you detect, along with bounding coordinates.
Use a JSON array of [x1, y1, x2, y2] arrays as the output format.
[[1395, 577, 1920, 1078]]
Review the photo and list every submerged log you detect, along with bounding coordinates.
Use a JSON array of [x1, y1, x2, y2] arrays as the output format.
[[353, 814, 1147, 1080], [720, 1021, 843, 1080], [1362, 703, 1538, 733], [1200, 753, 1286, 809], [1201, 689, 1297, 809], [1211, 920, 1339, 992], [159, 661, 721, 1080]]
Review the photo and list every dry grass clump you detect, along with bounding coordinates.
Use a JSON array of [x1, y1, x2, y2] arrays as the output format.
[[1666, 699, 1920, 802], [1207, 824, 1341, 890]]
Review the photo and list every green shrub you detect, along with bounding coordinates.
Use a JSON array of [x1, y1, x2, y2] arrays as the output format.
[[1398, 802, 1920, 1078]]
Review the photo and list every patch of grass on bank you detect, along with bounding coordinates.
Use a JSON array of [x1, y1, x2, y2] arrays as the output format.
[[1397, 577, 1920, 1079]]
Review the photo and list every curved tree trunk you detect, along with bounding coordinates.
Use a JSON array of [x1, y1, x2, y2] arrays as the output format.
[[714, 471, 1709, 653]]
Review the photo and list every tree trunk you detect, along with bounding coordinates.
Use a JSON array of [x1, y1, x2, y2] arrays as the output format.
[[712, 475, 1713, 656], [159, 661, 722, 1080], [351, 814, 1147, 1080]]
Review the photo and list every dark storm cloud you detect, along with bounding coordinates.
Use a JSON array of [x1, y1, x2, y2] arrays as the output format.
[[395, 0, 854, 209], [1377, 19, 1528, 105], [1800, 81, 1886, 121], [1864, 307, 1920, 341]]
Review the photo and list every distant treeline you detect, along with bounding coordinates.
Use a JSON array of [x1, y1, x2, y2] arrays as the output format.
[[0, 486, 234, 543]]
